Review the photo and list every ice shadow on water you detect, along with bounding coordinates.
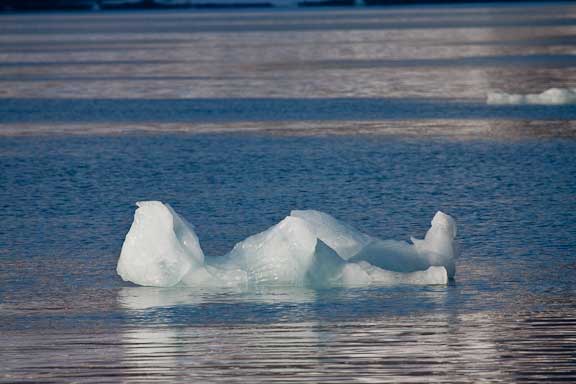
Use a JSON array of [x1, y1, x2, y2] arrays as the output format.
[[2, 97, 576, 124]]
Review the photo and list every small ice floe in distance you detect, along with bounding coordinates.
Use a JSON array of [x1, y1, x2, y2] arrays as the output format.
[[487, 88, 576, 105], [117, 202, 459, 288]]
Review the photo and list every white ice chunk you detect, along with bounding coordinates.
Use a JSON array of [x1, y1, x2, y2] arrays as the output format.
[[290, 209, 372, 260], [342, 262, 448, 286], [410, 211, 458, 278], [295, 209, 459, 279], [307, 239, 347, 287], [180, 264, 247, 288], [117, 201, 206, 287], [487, 88, 576, 105], [117, 202, 458, 288], [349, 239, 431, 274], [224, 216, 344, 287]]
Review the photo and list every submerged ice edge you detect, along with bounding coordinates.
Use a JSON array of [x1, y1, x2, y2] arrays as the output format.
[[117, 201, 458, 288], [487, 88, 576, 105]]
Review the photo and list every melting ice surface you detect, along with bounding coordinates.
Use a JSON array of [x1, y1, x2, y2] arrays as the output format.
[[487, 88, 576, 105], [117, 202, 458, 288]]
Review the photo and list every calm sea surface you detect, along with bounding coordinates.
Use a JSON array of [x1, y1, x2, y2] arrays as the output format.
[[1, 3, 576, 383]]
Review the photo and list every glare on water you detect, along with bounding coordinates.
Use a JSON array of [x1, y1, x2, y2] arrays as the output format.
[[1, 2, 576, 383]]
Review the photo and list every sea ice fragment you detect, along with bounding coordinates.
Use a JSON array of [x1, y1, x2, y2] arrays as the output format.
[[117, 202, 458, 288], [487, 88, 576, 105]]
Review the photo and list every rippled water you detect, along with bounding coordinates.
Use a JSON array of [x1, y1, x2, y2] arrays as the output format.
[[2, 3, 576, 383], [2, 135, 575, 382], [2, 2, 576, 136]]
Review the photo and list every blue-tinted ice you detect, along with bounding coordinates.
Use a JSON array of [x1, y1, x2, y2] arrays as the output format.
[[117, 202, 458, 288]]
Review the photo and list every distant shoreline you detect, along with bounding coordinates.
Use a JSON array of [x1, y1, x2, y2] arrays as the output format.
[[1, 0, 575, 12]]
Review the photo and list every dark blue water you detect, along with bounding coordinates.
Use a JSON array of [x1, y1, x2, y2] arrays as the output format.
[[2, 134, 576, 382], [2, 2, 576, 382]]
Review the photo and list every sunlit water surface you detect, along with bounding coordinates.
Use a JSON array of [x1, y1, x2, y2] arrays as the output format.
[[1, 2, 576, 383]]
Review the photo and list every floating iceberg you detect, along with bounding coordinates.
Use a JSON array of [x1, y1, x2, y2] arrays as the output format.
[[487, 88, 576, 105], [117, 202, 459, 288]]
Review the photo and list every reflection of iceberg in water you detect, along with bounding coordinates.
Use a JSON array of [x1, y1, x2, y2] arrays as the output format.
[[116, 286, 511, 382], [487, 88, 576, 105], [117, 286, 324, 381], [117, 202, 458, 288], [118, 285, 318, 310]]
